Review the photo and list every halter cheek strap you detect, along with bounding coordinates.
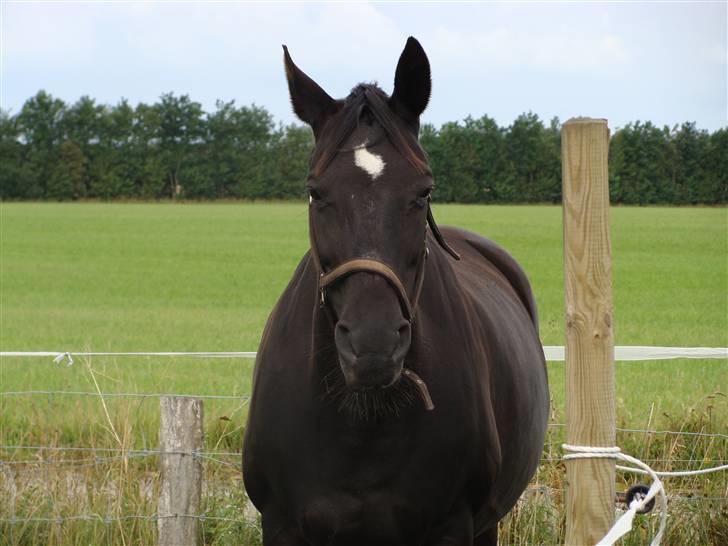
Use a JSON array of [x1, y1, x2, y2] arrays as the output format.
[[427, 206, 460, 261]]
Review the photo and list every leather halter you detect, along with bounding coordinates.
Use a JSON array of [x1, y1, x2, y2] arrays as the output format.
[[318, 252, 428, 323], [309, 200, 460, 324]]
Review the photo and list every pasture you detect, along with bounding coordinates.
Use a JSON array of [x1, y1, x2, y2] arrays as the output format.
[[1, 202, 726, 545]]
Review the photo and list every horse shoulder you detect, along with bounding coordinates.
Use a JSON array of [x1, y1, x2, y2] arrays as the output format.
[[244, 252, 317, 508], [440, 226, 540, 331], [256, 252, 317, 364]]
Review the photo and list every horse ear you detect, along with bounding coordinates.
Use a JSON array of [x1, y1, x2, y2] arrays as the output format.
[[390, 37, 431, 128], [282, 45, 337, 139]]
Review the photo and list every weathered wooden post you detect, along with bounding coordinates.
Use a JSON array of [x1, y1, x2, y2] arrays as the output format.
[[158, 396, 203, 546], [561, 118, 616, 545]]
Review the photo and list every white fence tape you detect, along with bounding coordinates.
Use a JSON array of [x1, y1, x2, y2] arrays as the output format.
[[1, 347, 726, 363], [542, 346, 727, 361], [0, 351, 257, 359]]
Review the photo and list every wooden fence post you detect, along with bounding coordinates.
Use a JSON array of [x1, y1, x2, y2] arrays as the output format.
[[561, 118, 616, 545], [158, 396, 203, 546]]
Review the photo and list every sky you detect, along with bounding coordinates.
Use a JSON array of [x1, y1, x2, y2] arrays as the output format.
[[2, 1, 726, 132]]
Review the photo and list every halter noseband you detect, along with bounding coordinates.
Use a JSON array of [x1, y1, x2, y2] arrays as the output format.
[[309, 200, 459, 324]]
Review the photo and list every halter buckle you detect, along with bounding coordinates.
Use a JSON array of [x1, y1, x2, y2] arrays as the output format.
[[319, 274, 326, 307]]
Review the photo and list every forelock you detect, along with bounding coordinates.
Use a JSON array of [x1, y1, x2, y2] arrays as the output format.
[[309, 83, 429, 178]]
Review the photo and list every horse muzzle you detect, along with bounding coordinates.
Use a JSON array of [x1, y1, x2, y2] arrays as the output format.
[[334, 320, 411, 391]]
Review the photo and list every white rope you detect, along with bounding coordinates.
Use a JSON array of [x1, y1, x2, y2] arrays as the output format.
[[614, 462, 728, 477], [1, 346, 726, 365], [563, 444, 667, 546], [542, 346, 728, 361], [562, 444, 728, 545]]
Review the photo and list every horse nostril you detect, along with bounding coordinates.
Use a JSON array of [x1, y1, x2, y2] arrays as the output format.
[[336, 322, 351, 337], [335, 322, 354, 355], [398, 323, 411, 339], [335, 320, 410, 362], [392, 322, 412, 363]]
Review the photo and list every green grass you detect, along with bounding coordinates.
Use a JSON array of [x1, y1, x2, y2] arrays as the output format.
[[2, 203, 726, 350], [1, 202, 726, 545]]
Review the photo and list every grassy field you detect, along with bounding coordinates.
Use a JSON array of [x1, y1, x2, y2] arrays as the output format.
[[1, 202, 726, 545]]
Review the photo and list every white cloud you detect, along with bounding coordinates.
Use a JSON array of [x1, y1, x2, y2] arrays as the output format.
[[4, 3, 101, 67], [703, 43, 727, 65], [428, 26, 630, 74], [4, 1, 405, 94], [304, 2, 403, 67], [2, 1, 724, 130]]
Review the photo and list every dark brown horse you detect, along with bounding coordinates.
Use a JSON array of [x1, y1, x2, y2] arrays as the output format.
[[243, 37, 549, 546]]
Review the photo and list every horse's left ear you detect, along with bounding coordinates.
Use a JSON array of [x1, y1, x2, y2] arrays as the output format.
[[390, 37, 431, 129]]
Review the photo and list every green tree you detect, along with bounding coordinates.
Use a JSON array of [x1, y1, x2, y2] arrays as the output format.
[[432, 120, 479, 202], [609, 128, 627, 203], [231, 105, 277, 199], [610, 122, 670, 205], [48, 140, 85, 200], [155, 93, 205, 198], [702, 128, 728, 203], [16, 91, 68, 198], [64, 96, 106, 195], [541, 117, 562, 203], [202, 101, 277, 199], [667, 122, 710, 204], [419, 123, 446, 198], [205, 100, 241, 198], [505, 112, 558, 202], [90, 99, 139, 199], [2, 89, 724, 203], [133, 102, 166, 198], [269, 124, 312, 199], [0, 110, 33, 198]]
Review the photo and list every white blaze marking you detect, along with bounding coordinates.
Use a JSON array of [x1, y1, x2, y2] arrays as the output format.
[[354, 143, 385, 180]]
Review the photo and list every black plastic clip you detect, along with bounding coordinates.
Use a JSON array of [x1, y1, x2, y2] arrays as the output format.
[[626, 484, 656, 514]]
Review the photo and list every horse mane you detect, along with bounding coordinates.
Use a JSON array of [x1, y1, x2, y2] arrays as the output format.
[[309, 84, 430, 178]]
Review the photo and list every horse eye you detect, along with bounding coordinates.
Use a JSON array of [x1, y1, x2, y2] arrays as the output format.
[[308, 188, 323, 202], [418, 188, 432, 200]]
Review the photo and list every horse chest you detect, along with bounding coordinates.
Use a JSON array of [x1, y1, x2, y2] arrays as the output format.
[[285, 414, 470, 541], [299, 489, 418, 545], [315, 419, 411, 486]]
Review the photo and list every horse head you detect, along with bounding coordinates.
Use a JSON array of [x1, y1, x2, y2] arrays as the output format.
[[283, 38, 443, 393]]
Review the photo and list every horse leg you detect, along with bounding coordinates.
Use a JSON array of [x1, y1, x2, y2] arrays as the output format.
[[473, 525, 498, 546], [422, 501, 475, 546], [261, 511, 307, 546]]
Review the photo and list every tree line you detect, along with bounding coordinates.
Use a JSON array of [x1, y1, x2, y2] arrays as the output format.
[[1, 91, 725, 204]]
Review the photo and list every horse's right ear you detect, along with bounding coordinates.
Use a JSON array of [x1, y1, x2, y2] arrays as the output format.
[[283, 45, 338, 139]]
